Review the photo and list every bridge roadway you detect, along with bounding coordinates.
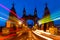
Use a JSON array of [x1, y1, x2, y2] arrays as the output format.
[[6, 30, 46, 40]]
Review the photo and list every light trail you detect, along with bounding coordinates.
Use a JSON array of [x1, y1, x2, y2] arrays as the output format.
[[0, 34, 16, 40], [0, 14, 23, 25], [0, 12, 21, 24], [0, 4, 27, 23], [38, 11, 60, 25], [0, 12, 20, 23], [0, 12, 8, 18], [0, 17, 7, 22], [53, 17, 60, 21], [33, 30, 53, 40], [0, 16, 23, 25], [0, 4, 24, 23], [38, 16, 52, 25], [0, 17, 7, 20], [0, 4, 20, 19]]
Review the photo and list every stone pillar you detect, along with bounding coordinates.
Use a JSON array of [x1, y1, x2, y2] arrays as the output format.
[[41, 24, 44, 30], [46, 24, 49, 30], [16, 24, 19, 31], [46, 24, 49, 32]]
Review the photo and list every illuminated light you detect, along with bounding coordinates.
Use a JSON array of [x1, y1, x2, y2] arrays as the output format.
[[0, 16, 19, 24], [6, 20, 11, 28], [23, 24, 25, 27], [19, 22, 22, 25], [35, 30, 51, 35], [35, 24, 37, 26], [51, 11, 60, 20], [0, 4, 18, 22], [0, 17, 18, 25], [38, 10, 60, 25], [0, 12, 8, 18], [38, 21, 42, 25], [10, 16, 19, 22], [0, 17, 7, 21], [38, 16, 52, 25], [53, 17, 60, 21], [18, 20, 23, 25], [0, 12, 18, 22], [42, 32, 51, 35], [0, 4, 20, 19], [0, 12, 21, 23], [0, 4, 24, 23], [33, 30, 53, 40], [0, 17, 7, 23]]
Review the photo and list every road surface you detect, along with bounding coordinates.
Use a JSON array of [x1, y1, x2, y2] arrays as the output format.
[[6, 30, 46, 40]]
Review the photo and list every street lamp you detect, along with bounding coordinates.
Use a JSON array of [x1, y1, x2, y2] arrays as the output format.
[[18, 20, 23, 28], [38, 21, 42, 25], [18, 20, 22, 25], [19, 22, 22, 25]]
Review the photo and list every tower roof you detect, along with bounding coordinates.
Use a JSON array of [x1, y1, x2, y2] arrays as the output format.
[[9, 3, 16, 14], [9, 3, 17, 20], [34, 8, 37, 17], [43, 3, 50, 17], [23, 8, 26, 12], [22, 8, 26, 17], [11, 3, 16, 14], [34, 8, 37, 12]]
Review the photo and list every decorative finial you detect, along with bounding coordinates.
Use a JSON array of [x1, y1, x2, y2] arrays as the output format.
[[45, 3, 48, 7], [23, 7, 26, 12], [34, 7, 37, 12]]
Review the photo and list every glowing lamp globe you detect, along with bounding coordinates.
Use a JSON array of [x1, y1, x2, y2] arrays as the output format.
[[19, 22, 22, 25], [38, 21, 41, 25]]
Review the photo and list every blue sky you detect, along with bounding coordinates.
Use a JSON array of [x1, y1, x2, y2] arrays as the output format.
[[0, 0, 60, 26]]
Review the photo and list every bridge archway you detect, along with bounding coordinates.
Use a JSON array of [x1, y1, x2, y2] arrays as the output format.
[[26, 19, 34, 28]]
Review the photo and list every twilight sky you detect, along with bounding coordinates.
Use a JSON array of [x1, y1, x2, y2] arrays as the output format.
[[0, 0, 60, 26]]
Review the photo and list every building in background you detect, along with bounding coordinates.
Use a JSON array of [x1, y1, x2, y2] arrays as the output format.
[[41, 3, 54, 31], [22, 8, 39, 28], [6, 3, 18, 30], [6, 3, 55, 31]]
